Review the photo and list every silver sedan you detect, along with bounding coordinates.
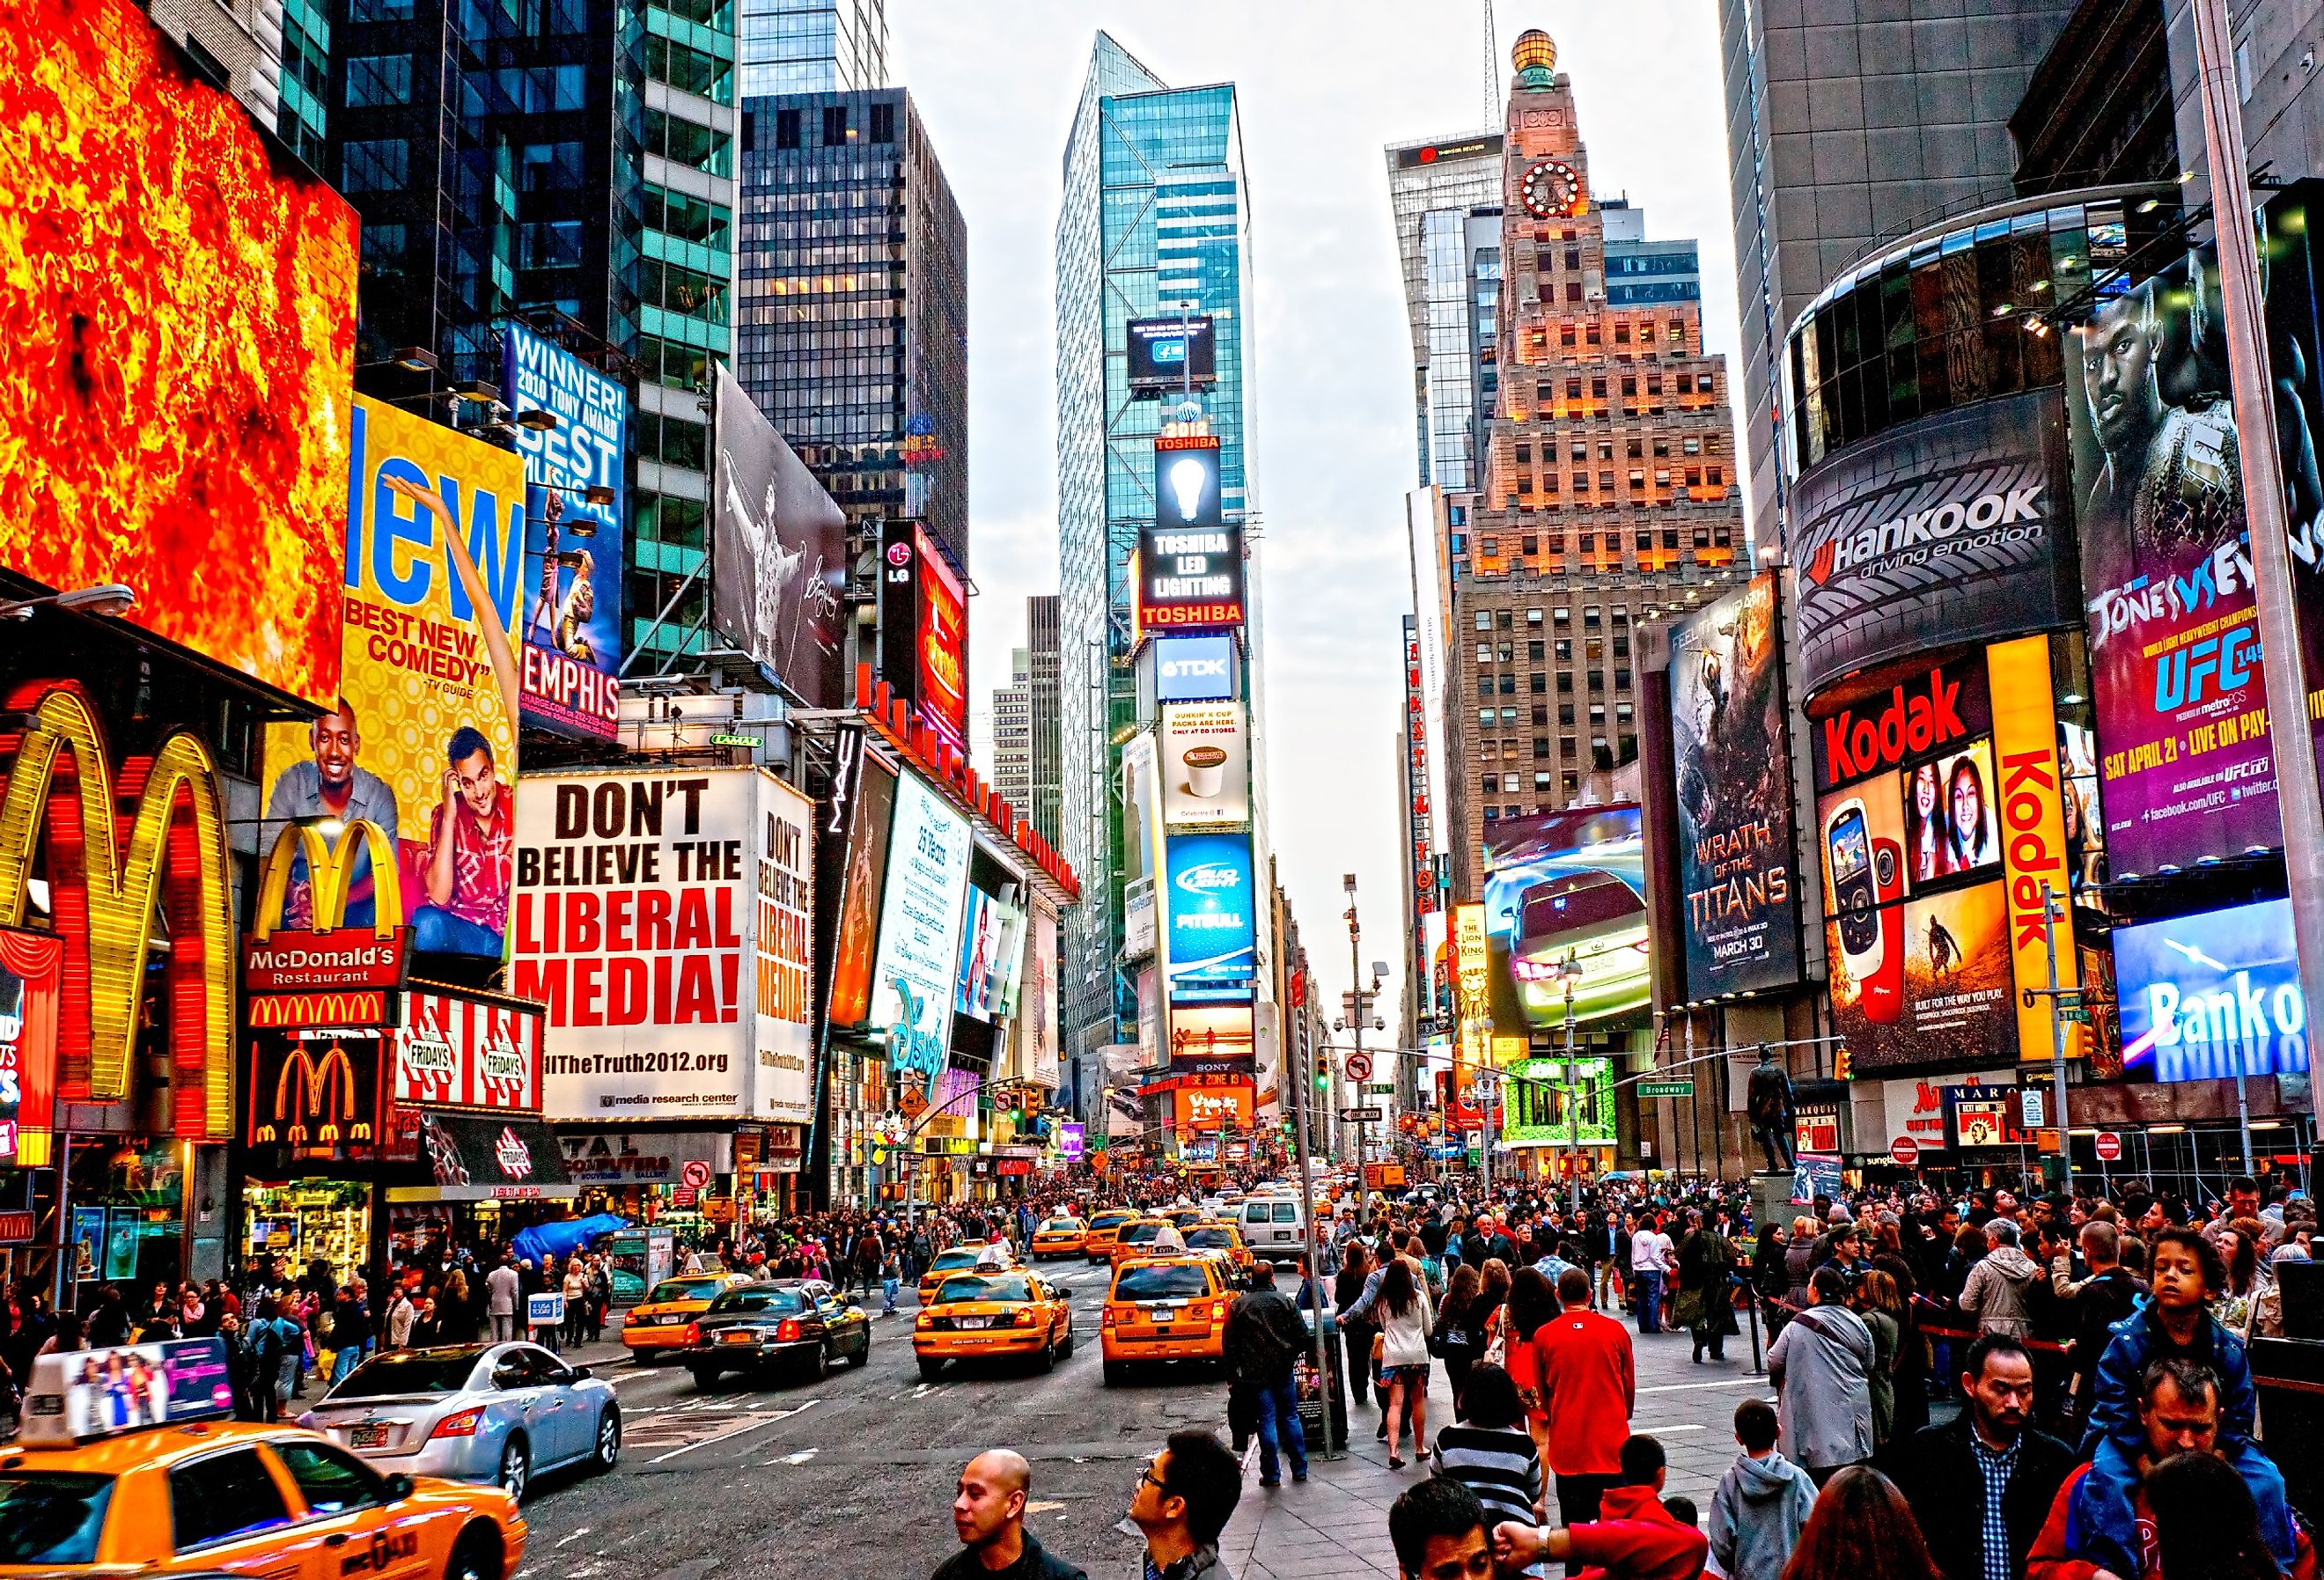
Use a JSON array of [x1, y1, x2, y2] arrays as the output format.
[[298, 1341, 620, 1502]]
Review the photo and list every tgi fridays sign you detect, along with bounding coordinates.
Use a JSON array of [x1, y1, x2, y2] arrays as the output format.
[[393, 989, 543, 1113]]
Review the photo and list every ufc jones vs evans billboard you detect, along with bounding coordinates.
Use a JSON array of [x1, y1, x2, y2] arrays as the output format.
[[511, 768, 815, 1123]]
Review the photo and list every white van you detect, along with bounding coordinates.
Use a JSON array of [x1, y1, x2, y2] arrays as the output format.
[[1240, 1193, 1306, 1255]]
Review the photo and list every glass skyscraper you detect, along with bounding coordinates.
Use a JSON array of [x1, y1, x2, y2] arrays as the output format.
[[1384, 134, 1504, 492], [736, 0, 884, 97], [1055, 33, 1264, 1064], [732, 88, 968, 571]]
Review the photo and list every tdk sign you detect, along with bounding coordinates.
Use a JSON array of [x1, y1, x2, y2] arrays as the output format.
[[1154, 634, 1235, 702]]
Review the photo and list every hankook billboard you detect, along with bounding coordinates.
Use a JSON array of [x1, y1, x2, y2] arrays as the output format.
[[1790, 388, 2072, 700], [1669, 573, 1802, 998]]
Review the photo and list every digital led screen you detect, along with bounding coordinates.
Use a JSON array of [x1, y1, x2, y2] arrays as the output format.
[[1480, 807, 1649, 1029], [2114, 898, 2306, 1083]]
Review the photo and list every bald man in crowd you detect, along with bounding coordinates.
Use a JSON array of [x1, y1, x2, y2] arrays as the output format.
[[937, 1450, 1090, 1580]]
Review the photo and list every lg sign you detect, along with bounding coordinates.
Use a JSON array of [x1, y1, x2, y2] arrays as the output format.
[[1154, 635, 1234, 702]]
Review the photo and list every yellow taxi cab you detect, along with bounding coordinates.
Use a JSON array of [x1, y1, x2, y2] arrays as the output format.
[[0, 1337, 526, 1580], [1159, 1207, 1205, 1232], [1107, 1216, 1183, 1270], [1029, 1216, 1087, 1260], [917, 1241, 1018, 1306], [1181, 1219, 1255, 1282], [1100, 1254, 1232, 1385], [1081, 1207, 1140, 1263], [913, 1267, 1076, 1381], [620, 1270, 749, 1360]]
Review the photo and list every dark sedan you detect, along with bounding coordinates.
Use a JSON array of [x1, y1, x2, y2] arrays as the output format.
[[685, 1279, 872, 1388]]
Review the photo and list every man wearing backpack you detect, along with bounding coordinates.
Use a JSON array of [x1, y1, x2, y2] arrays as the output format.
[[1224, 1260, 1313, 1486]]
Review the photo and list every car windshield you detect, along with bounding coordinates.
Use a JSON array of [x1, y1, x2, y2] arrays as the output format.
[[1122, 1222, 1166, 1244], [1041, 1219, 1083, 1232], [328, 1349, 483, 1399], [647, 1276, 728, 1304], [1115, 1265, 1211, 1300], [708, 1289, 805, 1314], [938, 1274, 1033, 1304], [0, 1472, 115, 1564], [1186, 1229, 1234, 1250], [1091, 1211, 1135, 1229], [931, 1247, 987, 1271]]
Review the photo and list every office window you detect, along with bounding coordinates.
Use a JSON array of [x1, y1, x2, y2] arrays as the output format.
[[870, 101, 896, 143], [822, 105, 849, 144], [776, 107, 801, 149]]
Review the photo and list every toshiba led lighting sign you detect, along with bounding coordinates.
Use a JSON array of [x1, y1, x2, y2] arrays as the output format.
[[1139, 439, 1243, 633]]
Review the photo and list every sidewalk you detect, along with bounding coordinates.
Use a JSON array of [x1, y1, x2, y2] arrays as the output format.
[[1221, 1322, 1777, 1580]]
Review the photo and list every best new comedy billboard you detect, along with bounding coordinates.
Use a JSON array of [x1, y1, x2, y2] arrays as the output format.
[[512, 768, 814, 1123], [1480, 808, 1650, 1029], [868, 773, 973, 1084], [709, 366, 848, 709], [1668, 573, 1802, 998], [2114, 898, 2306, 1083], [506, 323, 624, 739], [0, 0, 356, 711], [1789, 388, 2072, 700], [262, 396, 525, 961]]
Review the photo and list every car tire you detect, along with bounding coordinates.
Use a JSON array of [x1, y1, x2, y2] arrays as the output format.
[[1060, 1324, 1077, 1358], [590, 1407, 621, 1473], [1102, 1360, 1126, 1387], [807, 1341, 832, 1384], [1038, 1336, 1056, 1373], [496, 1436, 530, 1503], [445, 1525, 503, 1580], [690, 1365, 721, 1391], [847, 1331, 871, 1368], [918, 1356, 945, 1382]]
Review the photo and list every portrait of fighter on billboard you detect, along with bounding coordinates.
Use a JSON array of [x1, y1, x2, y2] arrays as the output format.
[[2076, 271, 2244, 566]]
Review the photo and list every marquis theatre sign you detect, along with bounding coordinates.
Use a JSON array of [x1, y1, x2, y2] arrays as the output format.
[[1790, 388, 2073, 699]]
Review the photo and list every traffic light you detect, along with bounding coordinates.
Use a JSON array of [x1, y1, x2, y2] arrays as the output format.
[[1835, 1046, 1854, 1081]]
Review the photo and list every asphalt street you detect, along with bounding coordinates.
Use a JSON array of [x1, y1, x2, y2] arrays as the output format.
[[513, 1257, 1222, 1580], [510, 1265, 1793, 1580]]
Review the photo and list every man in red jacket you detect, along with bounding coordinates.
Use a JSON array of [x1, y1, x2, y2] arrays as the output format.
[[1494, 1435, 1708, 1580], [1533, 1267, 1637, 1525]]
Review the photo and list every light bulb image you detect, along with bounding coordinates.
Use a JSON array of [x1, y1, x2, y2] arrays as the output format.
[[1167, 456, 1209, 521]]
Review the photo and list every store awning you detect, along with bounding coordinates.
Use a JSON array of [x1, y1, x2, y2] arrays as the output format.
[[386, 1113, 577, 1202]]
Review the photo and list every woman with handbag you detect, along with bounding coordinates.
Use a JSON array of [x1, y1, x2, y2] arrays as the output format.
[[1433, 1262, 1483, 1412]]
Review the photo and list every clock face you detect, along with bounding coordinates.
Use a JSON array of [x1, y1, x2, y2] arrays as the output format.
[[1521, 159, 1583, 219]]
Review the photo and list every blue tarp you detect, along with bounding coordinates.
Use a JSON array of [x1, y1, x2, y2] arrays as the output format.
[[511, 1214, 630, 1269]]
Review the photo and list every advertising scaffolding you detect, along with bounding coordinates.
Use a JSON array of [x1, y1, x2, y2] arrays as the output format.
[[511, 767, 815, 1122]]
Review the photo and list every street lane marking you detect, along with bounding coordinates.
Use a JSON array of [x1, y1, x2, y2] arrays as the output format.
[[636, 1399, 819, 1462], [554, 1529, 592, 1547], [768, 1446, 820, 1466], [1636, 1378, 1769, 1394]]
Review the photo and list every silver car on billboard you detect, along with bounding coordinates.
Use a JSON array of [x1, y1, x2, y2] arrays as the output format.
[[298, 1342, 619, 1501]]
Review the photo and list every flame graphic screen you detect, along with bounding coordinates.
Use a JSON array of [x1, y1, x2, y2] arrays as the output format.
[[0, 0, 357, 707]]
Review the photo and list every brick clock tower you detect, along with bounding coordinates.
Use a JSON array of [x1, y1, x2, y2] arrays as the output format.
[[1446, 28, 1747, 900]]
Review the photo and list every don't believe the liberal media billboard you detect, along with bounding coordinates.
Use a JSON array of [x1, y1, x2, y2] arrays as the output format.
[[511, 768, 815, 1122]]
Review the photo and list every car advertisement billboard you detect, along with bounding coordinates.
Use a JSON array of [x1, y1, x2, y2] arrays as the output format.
[[505, 324, 624, 739], [511, 768, 813, 1122], [1153, 634, 1236, 702], [1480, 807, 1650, 1029], [0, 0, 357, 710], [1788, 387, 2071, 700], [1669, 573, 1802, 998], [262, 396, 525, 962], [867, 773, 972, 1084], [710, 366, 848, 708], [1158, 703, 1250, 828], [2114, 898, 2306, 1082], [1163, 833, 1258, 1004], [879, 521, 968, 753]]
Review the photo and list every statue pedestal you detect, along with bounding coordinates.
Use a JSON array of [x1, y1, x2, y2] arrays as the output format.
[[1751, 1172, 1797, 1237]]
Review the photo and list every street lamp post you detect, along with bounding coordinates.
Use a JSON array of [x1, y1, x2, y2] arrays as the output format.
[[1561, 956, 1582, 1216]]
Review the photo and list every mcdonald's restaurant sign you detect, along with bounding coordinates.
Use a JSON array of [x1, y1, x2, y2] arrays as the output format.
[[246, 1033, 384, 1161], [242, 820, 408, 1029], [0, 680, 233, 1141]]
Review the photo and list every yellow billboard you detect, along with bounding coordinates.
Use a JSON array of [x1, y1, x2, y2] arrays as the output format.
[[262, 396, 525, 959], [1454, 902, 1490, 1021], [1988, 636, 2084, 1062]]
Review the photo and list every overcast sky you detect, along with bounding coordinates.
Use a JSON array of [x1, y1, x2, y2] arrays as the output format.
[[894, 0, 1739, 1038]]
